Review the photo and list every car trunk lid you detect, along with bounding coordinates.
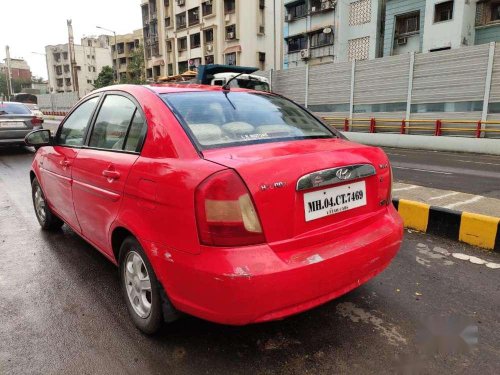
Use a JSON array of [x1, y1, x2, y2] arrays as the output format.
[[202, 138, 392, 250]]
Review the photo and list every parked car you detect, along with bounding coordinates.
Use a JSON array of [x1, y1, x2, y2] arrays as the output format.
[[24, 103, 44, 118], [25, 84, 403, 334], [0, 101, 44, 145]]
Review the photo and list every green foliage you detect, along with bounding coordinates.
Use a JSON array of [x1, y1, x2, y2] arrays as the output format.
[[123, 45, 146, 84], [94, 66, 115, 89], [0, 74, 32, 99]]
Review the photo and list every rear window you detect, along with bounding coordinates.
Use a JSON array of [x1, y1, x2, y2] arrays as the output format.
[[0, 102, 31, 115], [162, 92, 335, 149]]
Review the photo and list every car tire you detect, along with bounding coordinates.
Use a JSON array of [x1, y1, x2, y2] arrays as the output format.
[[119, 237, 163, 335], [31, 178, 64, 230]]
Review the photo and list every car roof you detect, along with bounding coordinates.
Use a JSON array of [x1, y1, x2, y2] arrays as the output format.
[[145, 83, 262, 95]]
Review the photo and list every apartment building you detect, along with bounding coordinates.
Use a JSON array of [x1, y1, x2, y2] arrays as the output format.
[[45, 37, 112, 97], [141, 0, 282, 81], [110, 29, 143, 82], [283, 0, 386, 69], [383, 0, 500, 57], [0, 58, 32, 81]]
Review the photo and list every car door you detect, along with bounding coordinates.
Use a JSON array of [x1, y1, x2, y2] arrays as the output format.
[[71, 93, 146, 255], [40, 96, 101, 231]]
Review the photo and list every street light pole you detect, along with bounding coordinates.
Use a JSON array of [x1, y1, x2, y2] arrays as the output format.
[[96, 26, 120, 83]]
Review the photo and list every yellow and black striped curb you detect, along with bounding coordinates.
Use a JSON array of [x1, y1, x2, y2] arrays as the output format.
[[393, 198, 500, 252]]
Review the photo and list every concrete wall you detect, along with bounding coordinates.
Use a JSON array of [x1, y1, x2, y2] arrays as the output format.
[[422, 0, 476, 52], [383, 0, 426, 56]]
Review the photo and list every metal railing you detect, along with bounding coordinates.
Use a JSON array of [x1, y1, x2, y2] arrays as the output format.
[[322, 117, 500, 138]]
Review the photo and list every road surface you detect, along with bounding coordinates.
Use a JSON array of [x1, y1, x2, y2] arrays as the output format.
[[383, 147, 500, 199], [1, 146, 499, 374]]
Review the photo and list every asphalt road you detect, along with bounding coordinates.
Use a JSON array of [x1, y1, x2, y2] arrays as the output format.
[[1, 146, 499, 375], [383, 147, 500, 199]]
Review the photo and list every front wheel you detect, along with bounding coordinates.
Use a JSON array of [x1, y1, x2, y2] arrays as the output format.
[[119, 237, 163, 334], [31, 178, 64, 230]]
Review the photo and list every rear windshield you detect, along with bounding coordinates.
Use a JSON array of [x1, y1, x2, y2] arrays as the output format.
[[0, 102, 31, 115], [162, 92, 335, 149]]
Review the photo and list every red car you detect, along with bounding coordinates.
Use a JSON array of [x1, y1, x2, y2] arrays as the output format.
[[26, 84, 403, 334]]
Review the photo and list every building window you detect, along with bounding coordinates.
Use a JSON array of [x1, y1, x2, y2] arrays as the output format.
[[166, 40, 172, 52], [205, 55, 214, 64], [226, 24, 236, 40], [286, 1, 306, 20], [190, 33, 201, 48], [202, 1, 213, 16], [349, 0, 371, 26], [224, 0, 235, 14], [56, 78, 63, 87], [165, 17, 171, 27], [55, 66, 63, 75], [178, 37, 187, 51], [168, 63, 173, 76], [62, 52, 68, 60], [176, 12, 186, 29], [178, 60, 188, 73], [65, 78, 71, 86], [225, 52, 237, 65], [259, 52, 266, 62], [348, 36, 370, 61], [395, 12, 420, 36], [204, 28, 214, 43], [434, 1, 453, 23], [154, 65, 161, 77], [188, 7, 200, 26], [287, 35, 307, 52], [491, 2, 500, 21], [64, 65, 70, 73], [146, 68, 153, 79], [310, 30, 333, 48]]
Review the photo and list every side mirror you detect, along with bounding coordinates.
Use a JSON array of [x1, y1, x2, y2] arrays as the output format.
[[25, 129, 52, 147]]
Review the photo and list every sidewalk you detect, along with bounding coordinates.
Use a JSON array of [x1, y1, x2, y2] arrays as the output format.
[[392, 182, 500, 251], [393, 182, 500, 218]]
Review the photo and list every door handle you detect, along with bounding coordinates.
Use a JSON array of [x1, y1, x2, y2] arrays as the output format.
[[60, 159, 71, 167], [102, 170, 121, 180]]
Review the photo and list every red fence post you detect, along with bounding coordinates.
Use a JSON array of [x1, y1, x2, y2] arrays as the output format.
[[435, 119, 442, 136], [476, 120, 482, 138], [401, 119, 406, 134], [370, 118, 376, 133], [344, 118, 349, 132]]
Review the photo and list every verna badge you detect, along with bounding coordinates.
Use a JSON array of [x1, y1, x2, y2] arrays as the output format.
[[336, 168, 352, 180]]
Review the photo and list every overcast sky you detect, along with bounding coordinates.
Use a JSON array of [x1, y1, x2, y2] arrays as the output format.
[[0, 0, 142, 80]]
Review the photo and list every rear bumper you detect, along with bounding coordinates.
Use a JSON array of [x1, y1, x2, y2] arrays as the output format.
[[0, 138, 27, 145], [0, 129, 34, 144], [147, 205, 403, 325]]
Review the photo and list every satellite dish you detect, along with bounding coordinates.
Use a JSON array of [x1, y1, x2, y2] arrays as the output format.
[[323, 27, 332, 34]]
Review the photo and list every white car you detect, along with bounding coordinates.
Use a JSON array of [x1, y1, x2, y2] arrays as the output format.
[[24, 103, 44, 118]]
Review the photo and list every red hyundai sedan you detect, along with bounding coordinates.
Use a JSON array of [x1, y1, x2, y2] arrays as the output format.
[[26, 84, 403, 334]]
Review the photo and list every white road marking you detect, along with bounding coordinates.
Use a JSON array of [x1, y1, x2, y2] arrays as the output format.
[[393, 185, 419, 192], [393, 166, 453, 175], [456, 159, 500, 167], [385, 152, 405, 156], [452, 253, 500, 269], [429, 192, 460, 201], [443, 196, 483, 209]]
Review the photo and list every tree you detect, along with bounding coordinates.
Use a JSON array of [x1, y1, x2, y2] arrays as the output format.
[[94, 66, 115, 89], [124, 46, 146, 84], [0, 73, 32, 99]]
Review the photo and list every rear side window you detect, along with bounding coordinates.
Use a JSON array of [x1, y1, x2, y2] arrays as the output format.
[[58, 97, 100, 146], [0, 102, 31, 115], [162, 92, 334, 149], [124, 111, 147, 152], [89, 95, 136, 150]]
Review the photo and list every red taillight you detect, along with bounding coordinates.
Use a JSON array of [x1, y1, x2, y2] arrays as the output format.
[[195, 169, 265, 247], [31, 117, 43, 125]]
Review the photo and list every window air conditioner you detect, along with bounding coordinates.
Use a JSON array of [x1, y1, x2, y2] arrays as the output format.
[[300, 49, 310, 59]]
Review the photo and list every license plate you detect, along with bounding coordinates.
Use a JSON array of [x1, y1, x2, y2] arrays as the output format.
[[0, 121, 25, 129], [303, 181, 367, 222]]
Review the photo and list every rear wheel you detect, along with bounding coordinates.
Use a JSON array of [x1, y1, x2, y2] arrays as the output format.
[[119, 237, 163, 334], [31, 178, 64, 230]]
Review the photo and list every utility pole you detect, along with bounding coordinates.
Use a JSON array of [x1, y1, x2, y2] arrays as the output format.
[[67, 19, 80, 97], [5, 46, 14, 98]]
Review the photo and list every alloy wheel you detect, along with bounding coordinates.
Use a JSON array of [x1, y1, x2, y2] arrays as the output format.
[[124, 251, 152, 319]]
